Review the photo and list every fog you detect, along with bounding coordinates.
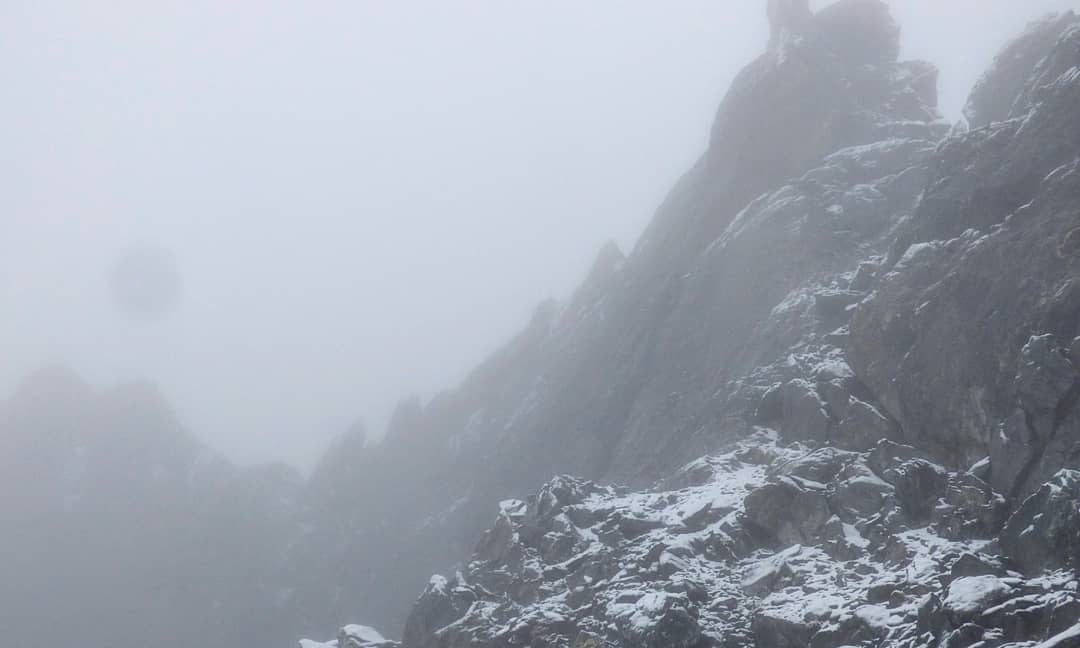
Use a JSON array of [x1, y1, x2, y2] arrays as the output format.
[[4, 0, 1078, 470]]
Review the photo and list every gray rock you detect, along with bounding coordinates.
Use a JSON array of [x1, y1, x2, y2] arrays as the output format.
[[751, 609, 816, 648], [773, 447, 859, 483], [778, 379, 835, 444], [836, 397, 896, 451], [892, 459, 949, 522], [964, 12, 1080, 128], [337, 625, 399, 648], [943, 575, 1013, 624], [829, 461, 895, 522], [989, 409, 1039, 498], [948, 552, 1007, 581], [814, 289, 865, 323], [744, 478, 831, 546], [612, 592, 702, 648], [867, 440, 935, 482], [1000, 469, 1080, 573], [1016, 334, 1076, 416]]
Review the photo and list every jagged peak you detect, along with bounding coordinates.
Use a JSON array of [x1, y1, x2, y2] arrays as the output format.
[[385, 394, 424, 442], [767, 0, 812, 50], [812, 0, 900, 66], [963, 10, 1080, 128], [768, 0, 900, 67], [586, 240, 625, 285]]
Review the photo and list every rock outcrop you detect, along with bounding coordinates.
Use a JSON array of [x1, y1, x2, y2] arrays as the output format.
[[850, 11, 1080, 492]]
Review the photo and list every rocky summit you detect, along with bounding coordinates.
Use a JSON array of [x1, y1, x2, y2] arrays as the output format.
[[301, 1, 1080, 647]]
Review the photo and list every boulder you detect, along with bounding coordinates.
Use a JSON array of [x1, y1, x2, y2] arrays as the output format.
[[867, 440, 934, 482], [1015, 334, 1076, 417], [773, 447, 858, 483], [836, 397, 896, 451], [934, 472, 1008, 539], [401, 576, 473, 648], [778, 379, 834, 444], [891, 459, 949, 522], [1000, 469, 1080, 573], [610, 592, 701, 648], [943, 576, 1013, 624], [751, 609, 816, 648], [1030, 622, 1080, 648], [829, 461, 894, 522], [849, 23, 1080, 471], [338, 625, 398, 648], [742, 545, 802, 596], [948, 552, 1007, 581], [744, 478, 830, 546]]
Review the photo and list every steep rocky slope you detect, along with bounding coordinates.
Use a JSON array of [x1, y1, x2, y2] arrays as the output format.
[[296, 0, 950, 634], [303, 2, 1080, 646]]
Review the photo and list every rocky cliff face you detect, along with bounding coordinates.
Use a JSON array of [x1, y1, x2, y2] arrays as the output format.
[[296, 0, 949, 635], [303, 2, 1080, 647]]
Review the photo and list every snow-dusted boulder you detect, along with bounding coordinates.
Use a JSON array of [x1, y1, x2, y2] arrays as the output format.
[[299, 624, 397, 648]]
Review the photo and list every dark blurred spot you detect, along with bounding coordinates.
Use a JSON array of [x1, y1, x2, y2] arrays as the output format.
[[109, 245, 183, 319]]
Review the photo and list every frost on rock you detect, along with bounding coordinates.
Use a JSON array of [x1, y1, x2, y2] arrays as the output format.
[[943, 576, 1013, 619], [299, 625, 398, 648], [392, 433, 1079, 648]]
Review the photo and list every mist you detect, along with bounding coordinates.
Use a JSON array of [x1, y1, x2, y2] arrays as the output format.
[[4, 0, 1077, 469], [7, 2, 1080, 648]]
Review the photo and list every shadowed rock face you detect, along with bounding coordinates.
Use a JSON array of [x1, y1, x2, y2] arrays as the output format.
[[888, 16, 1080, 258], [849, 13, 1080, 482]]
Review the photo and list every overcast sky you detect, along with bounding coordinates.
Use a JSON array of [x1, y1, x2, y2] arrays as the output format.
[[3, 0, 1078, 470]]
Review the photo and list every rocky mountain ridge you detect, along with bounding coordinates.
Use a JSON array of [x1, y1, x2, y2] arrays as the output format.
[[302, 1, 1080, 646]]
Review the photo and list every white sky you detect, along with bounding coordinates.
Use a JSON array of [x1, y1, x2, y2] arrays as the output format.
[[3, 0, 1078, 469]]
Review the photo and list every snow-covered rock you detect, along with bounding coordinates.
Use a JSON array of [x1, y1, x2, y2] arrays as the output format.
[[299, 625, 398, 648], [391, 434, 1078, 647]]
